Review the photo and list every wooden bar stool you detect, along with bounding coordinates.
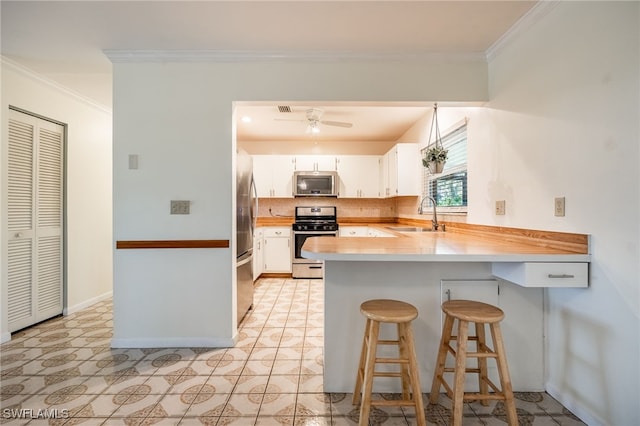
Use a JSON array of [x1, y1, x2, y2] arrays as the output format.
[[429, 300, 518, 426], [353, 299, 426, 426]]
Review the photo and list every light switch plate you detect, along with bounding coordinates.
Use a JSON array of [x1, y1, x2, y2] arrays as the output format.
[[495, 200, 506, 215], [554, 197, 565, 217], [171, 200, 190, 215], [128, 154, 138, 170]]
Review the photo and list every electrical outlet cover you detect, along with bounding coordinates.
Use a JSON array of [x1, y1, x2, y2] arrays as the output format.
[[171, 200, 190, 215], [495, 200, 506, 215]]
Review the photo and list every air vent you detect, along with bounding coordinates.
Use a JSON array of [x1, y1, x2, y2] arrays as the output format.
[[277, 105, 292, 113]]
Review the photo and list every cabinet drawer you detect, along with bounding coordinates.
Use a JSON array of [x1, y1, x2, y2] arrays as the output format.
[[492, 262, 588, 288], [339, 226, 368, 237], [263, 227, 291, 238]]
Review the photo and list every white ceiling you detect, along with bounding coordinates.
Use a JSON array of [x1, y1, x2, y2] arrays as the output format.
[[1, 0, 536, 143]]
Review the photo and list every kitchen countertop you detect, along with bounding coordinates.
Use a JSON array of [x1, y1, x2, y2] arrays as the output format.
[[301, 229, 591, 262]]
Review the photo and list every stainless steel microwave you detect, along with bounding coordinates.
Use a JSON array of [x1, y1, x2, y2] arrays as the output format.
[[293, 171, 339, 197]]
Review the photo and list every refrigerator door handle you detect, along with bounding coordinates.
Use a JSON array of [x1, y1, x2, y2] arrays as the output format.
[[250, 176, 258, 234], [237, 254, 253, 268]]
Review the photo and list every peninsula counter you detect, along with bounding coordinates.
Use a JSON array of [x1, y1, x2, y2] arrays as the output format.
[[301, 229, 590, 393]]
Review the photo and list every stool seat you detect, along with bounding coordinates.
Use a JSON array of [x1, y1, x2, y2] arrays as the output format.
[[353, 299, 425, 426], [442, 300, 505, 323], [360, 299, 418, 323]]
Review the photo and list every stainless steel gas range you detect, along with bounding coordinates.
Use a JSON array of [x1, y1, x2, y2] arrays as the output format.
[[292, 206, 338, 279]]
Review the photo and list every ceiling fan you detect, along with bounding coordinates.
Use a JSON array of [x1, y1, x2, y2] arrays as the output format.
[[275, 108, 353, 134]]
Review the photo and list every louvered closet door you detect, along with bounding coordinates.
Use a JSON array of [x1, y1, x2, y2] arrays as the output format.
[[7, 109, 64, 332]]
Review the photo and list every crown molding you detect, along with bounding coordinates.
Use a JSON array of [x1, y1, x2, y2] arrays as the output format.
[[1, 56, 111, 114], [103, 49, 487, 64], [485, 0, 561, 62]]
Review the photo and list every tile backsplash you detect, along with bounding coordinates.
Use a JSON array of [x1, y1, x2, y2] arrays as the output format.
[[258, 197, 396, 219], [258, 196, 467, 223]]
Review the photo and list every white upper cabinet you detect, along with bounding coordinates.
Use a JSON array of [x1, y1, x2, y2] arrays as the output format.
[[253, 155, 295, 198], [381, 143, 419, 198], [253, 148, 416, 199], [294, 155, 337, 171], [336, 156, 381, 198]]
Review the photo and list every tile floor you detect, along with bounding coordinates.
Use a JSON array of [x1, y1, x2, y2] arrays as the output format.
[[1, 278, 586, 425]]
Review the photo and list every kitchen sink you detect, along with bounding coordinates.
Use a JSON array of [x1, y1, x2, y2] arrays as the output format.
[[386, 226, 436, 232]]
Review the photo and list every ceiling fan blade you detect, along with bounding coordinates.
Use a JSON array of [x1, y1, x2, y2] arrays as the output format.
[[274, 118, 305, 123], [321, 120, 353, 128]]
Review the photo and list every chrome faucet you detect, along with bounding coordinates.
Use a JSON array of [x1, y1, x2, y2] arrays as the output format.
[[418, 196, 440, 230]]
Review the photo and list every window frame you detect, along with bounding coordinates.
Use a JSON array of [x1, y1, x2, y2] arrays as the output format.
[[421, 120, 468, 213]]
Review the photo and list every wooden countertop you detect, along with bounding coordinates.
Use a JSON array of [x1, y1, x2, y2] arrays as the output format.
[[301, 229, 591, 263]]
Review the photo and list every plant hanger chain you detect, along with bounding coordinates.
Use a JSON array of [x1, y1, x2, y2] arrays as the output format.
[[427, 102, 442, 149]]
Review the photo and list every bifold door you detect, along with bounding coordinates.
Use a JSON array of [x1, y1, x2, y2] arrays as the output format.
[[7, 109, 64, 332]]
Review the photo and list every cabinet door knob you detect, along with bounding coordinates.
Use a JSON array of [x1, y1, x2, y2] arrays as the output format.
[[15, 232, 23, 238]]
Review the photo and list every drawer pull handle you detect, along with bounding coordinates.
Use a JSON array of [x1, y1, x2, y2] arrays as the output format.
[[548, 274, 575, 279]]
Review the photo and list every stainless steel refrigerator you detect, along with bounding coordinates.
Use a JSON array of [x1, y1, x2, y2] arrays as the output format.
[[236, 149, 256, 325]]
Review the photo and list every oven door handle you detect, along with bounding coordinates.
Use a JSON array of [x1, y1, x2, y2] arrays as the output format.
[[293, 231, 338, 235]]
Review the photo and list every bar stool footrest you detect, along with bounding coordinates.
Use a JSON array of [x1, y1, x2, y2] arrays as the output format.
[[375, 357, 409, 364], [371, 400, 421, 408], [462, 392, 507, 402]]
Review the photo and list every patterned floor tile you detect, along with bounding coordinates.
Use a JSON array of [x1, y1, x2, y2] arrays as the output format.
[[265, 375, 299, 394], [296, 394, 332, 418], [223, 393, 263, 416], [271, 360, 301, 376], [248, 348, 278, 362], [232, 375, 270, 394], [258, 393, 296, 417], [298, 375, 323, 394], [0, 278, 586, 426], [153, 393, 192, 417], [243, 359, 275, 376], [183, 393, 230, 418], [254, 416, 294, 425], [275, 348, 303, 361]]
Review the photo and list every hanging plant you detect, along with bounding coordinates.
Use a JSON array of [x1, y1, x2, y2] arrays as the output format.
[[422, 103, 448, 174]]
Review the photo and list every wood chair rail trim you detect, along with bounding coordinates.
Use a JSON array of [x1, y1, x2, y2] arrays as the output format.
[[116, 240, 230, 249]]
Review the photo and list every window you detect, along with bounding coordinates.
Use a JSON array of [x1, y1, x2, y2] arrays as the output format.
[[422, 122, 467, 210]]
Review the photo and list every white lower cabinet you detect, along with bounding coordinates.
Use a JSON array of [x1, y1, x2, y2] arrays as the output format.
[[367, 228, 394, 237], [339, 226, 368, 237], [439, 279, 544, 391], [340, 226, 395, 237], [262, 227, 292, 273], [252, 228, 264, 280], [492, 262, 588, 288], [440, 279, 499, 309]]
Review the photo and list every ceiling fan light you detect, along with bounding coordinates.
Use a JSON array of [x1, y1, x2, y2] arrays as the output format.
[[308, 121, 320, 134]]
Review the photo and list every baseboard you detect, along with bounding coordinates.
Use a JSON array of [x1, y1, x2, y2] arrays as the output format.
[[1, 332, 11, 344], [546, 382, 604, 426], [110, 336, 235, 348], [64, 291, 113, 316]]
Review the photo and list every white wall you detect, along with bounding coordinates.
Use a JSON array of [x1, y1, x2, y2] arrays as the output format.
[[1, 58, 113, 342], [111, 58, 488, 346], [109, 4, 640, 422], [484, 3, 639, 425]]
